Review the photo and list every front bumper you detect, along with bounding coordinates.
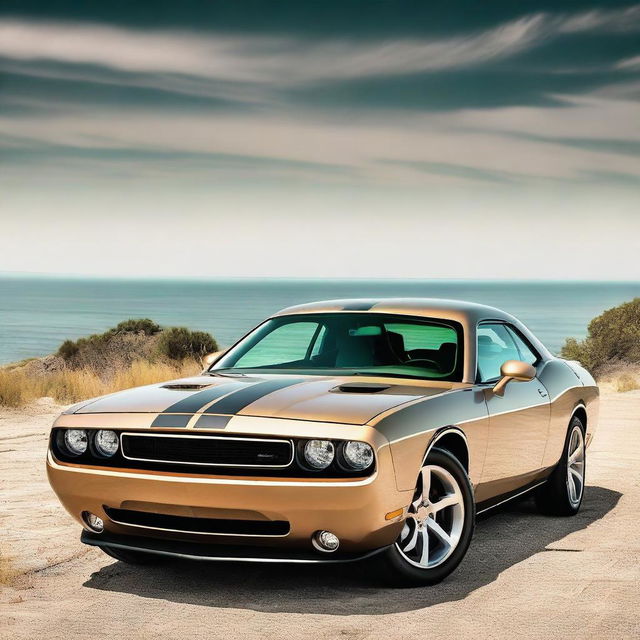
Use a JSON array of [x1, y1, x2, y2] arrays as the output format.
[[47, 444, 409, 555]]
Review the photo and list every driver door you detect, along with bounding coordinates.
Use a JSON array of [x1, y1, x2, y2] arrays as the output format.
[[477, 323, 550, 498]]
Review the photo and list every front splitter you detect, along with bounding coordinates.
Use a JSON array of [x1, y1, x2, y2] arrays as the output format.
[[81, 530, 389, 564]]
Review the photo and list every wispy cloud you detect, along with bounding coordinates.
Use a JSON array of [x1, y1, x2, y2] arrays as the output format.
[[1, 5, 639, 86], [616, 55, 640, 69]]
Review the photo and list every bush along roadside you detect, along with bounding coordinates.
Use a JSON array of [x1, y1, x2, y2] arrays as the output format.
[[561, 298, 640, 392], [0, 319, 218, 407]]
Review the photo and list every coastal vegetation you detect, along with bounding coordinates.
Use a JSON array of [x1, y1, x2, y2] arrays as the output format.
[[0, 319, 217, 407], [561, 298, 640, 392]]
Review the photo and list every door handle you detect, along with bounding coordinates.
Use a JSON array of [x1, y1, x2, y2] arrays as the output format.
[[538, 388, 548, 397]]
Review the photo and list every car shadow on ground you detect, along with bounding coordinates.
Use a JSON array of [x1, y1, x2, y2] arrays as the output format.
[[84, 486, 621, 615]]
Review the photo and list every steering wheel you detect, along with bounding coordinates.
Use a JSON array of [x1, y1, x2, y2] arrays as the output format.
[[402, 358, 440, 371]]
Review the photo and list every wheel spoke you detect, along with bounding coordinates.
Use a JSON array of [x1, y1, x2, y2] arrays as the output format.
[[569, 466, 583, 482], [420, 467, 431, 501], [430, 493, 460, 513], [426, 518, 452, 548], [403, 521, 419, 552], [419, 528, 430, 565], [568, 447, 582, 465], [568, 477, 576, 502], [399, 522, 411, 542]]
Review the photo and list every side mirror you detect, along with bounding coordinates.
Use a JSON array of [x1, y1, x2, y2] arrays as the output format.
[[492, 360, 536, 397], [202, 348, 227, 368]]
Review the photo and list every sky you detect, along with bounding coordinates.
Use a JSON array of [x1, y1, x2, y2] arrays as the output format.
[[1, 1, 639, 280]]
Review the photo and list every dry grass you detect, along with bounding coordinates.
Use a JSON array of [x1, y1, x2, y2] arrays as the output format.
[[596, 362, 640, 394], [0, 359, 202, 408], [614, 373, 640, 393]]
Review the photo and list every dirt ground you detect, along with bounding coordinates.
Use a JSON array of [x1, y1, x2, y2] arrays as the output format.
[[1, 392, 639, 640]]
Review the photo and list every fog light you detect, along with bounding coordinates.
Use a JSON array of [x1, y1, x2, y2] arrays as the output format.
[[82, 511, 104, 533], [312, 530, 340, 553]]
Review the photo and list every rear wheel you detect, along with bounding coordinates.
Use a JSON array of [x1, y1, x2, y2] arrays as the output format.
[[535, 416, 586, 516], [376, 448, 475, 586], [101, 545, 165, 565]]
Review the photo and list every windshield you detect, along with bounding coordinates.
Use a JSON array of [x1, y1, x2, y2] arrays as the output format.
[[211, 313, 463, 381]]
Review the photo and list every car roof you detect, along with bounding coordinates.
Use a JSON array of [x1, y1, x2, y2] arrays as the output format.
[[273, 298, 517, 325]]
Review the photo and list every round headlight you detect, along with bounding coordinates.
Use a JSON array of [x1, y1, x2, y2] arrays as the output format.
[[343, 441, 374, 470], [63, 429, 88, 456], [304, 439, 335, 470], [94, 430, 119, 457]]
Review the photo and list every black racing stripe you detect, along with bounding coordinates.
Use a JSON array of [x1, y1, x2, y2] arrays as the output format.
[[151, 414, 192, 428], [201, 378, 306, 415], [159, 381, 251, 415], [193, 414, 232, 429], [342, 301, 377, 311]]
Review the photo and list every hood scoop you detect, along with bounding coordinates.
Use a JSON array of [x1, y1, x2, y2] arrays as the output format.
[[162, 383, 213, 391], [335, 382, 392, 394]]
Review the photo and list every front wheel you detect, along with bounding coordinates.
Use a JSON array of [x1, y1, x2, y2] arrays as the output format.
[[376, 448, 475, 586]]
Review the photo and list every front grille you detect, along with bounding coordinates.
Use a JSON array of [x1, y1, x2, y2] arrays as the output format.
[[121, 433, 294, 468], [104, 507, 290, 536]]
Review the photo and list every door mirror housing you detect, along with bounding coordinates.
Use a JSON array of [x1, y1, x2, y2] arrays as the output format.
[[492, 360, 536, 397]]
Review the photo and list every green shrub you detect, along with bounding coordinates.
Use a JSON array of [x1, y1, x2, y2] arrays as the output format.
[[113, 318, 161, 336], [157, 327, 218, 361], [561, 298, 640, 374], [55, 318, 162, 362], [57, 339, 80, 360]]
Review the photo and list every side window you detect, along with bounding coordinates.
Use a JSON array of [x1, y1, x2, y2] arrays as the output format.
[[477, 323, 520, 382], [505, 326, 539, 366], [233, 321, 320, 368]]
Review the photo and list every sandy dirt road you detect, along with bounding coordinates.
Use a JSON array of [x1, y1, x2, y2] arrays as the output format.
[[1, 392, 639, 640]]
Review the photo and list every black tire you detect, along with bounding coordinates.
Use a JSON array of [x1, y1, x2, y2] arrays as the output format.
[[535, 416, 586, 516], [375, 448, 475, 586], [101, 545, 165, 565]]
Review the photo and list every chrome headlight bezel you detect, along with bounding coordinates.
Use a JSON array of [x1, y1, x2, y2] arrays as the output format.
[[61, 428, 88, 456], [341, 440, 375, 471], [303, 439, 335, 470], [93, 429, 119, 457]]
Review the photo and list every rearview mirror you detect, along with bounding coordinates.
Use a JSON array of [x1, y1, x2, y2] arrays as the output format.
[[492, 360, 536, 397]]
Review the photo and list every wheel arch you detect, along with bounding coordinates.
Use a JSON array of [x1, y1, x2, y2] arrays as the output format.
[[571, 403, 587, 432], [425, 427, 469, 473]]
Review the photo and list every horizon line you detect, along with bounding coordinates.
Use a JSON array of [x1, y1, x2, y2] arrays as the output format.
[[1, 271, 640, 284]]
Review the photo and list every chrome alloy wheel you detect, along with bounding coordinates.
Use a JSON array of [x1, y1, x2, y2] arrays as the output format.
[[395, 464, 465, 569], [566, 424, 585, 507]]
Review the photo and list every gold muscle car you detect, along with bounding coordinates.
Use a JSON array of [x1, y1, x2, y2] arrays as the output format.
[[47, 299, 598, 585]]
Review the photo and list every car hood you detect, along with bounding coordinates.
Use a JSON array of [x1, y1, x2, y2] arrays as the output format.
[[69, 374, 452, 426]]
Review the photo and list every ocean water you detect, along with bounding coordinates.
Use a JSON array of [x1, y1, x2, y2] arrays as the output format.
[[1, 275, 639, 365]]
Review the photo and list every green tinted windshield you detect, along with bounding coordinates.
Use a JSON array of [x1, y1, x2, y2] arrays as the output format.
[[212, 313, 463, 381]]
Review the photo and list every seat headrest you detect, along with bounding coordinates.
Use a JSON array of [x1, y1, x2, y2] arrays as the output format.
[[386, 331, 406, 358], [437, 342, 457, 372]]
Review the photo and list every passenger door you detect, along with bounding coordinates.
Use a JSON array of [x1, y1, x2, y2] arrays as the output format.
[[477, 323, 550, 498]]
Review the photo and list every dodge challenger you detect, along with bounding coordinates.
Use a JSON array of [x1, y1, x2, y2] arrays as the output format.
[[47, 299, 598, 584]]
